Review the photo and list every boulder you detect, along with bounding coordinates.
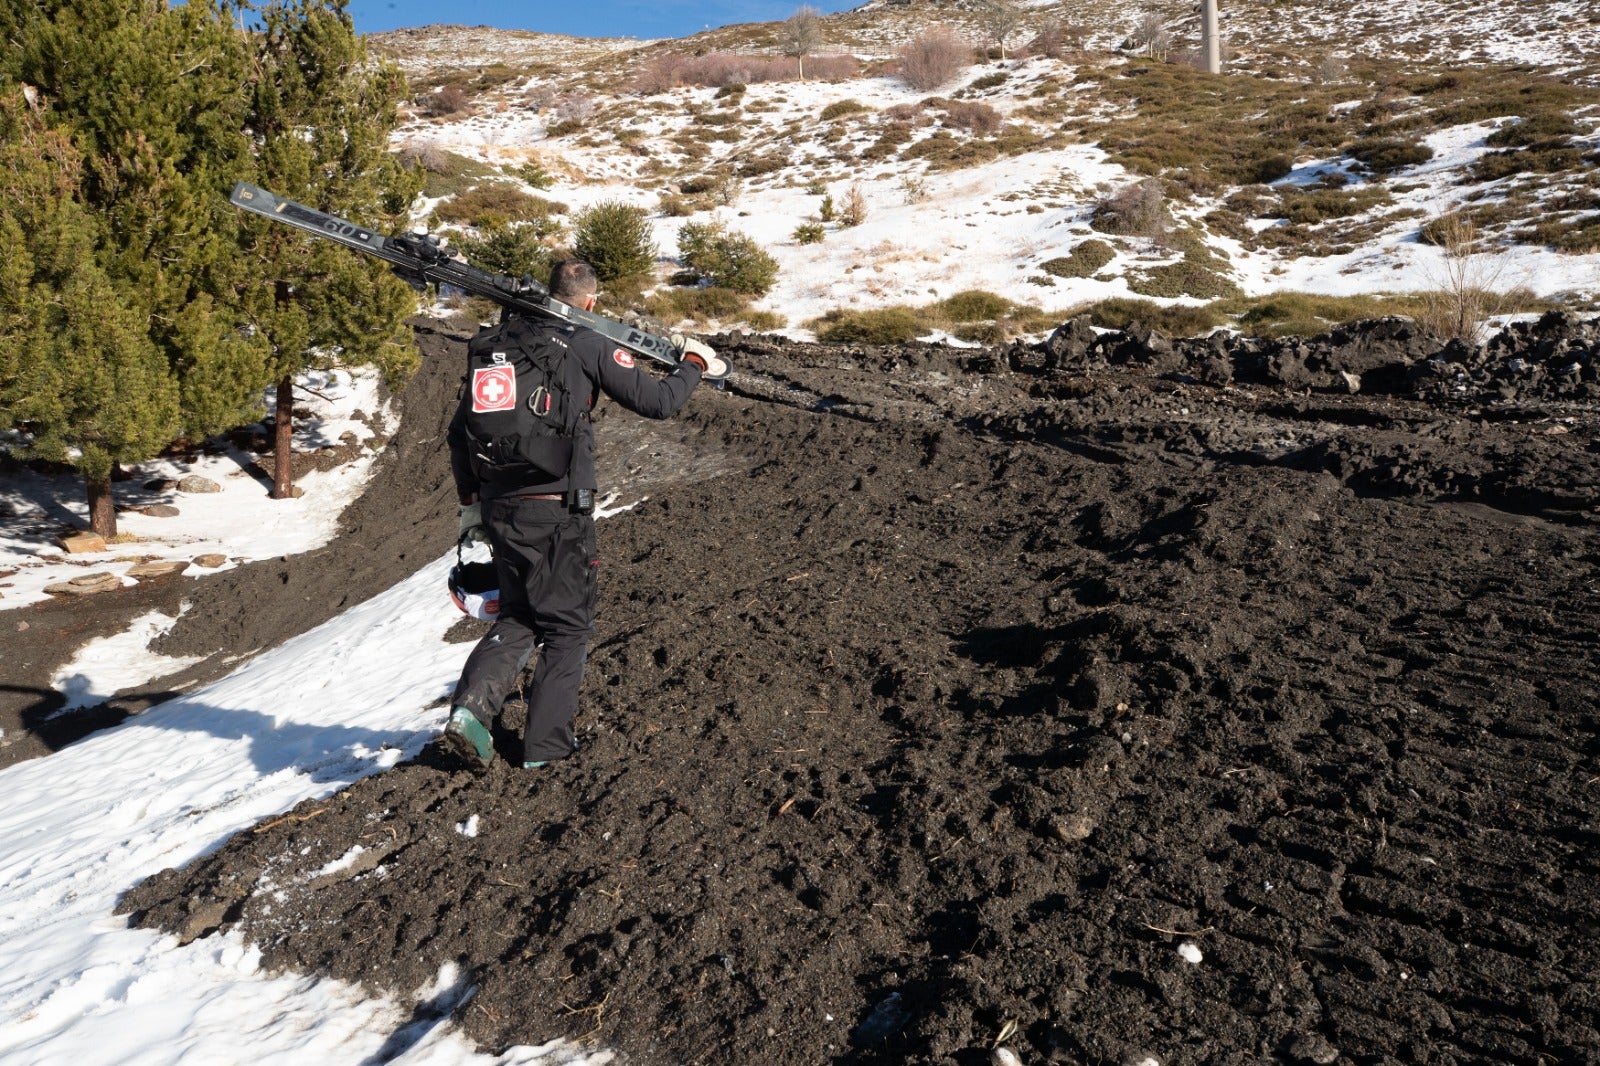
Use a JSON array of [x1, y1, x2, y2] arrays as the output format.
[[177, 474, 222, 494], [59, 531, 107, 554]]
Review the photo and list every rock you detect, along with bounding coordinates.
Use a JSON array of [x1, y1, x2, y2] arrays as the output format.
[[992, 1048, 1023, 1066], [59, 531, 107, 554], [1043, 315, 1097, 370], [1049, 814, 1097, 842], [140, 504, 181, 518], [44, 572, 123, 596], [15, 620, 27, 630], [177, 474, 222, 494], [1288, 1033, 1339, 1065], [127, 560, 189, 580], [1340, 371, 1361, 394], [143, 477, 177, 491], [192, 553, 228, 569]]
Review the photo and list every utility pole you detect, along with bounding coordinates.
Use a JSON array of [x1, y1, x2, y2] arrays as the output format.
[[1200, 0, 1221, 73]]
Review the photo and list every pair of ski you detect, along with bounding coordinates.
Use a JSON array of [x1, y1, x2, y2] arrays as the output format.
[[228, 182, 687, 371]]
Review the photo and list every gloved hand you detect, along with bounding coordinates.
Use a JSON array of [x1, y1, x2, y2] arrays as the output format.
[[458, 501, 487, 547], [672, 335, 731, 383]]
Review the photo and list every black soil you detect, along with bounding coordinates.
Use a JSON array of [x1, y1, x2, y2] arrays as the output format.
[[101, 313, 1600, 1063]]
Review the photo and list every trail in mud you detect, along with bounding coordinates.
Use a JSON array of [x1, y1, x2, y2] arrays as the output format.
[[121, 317, 1600, 1064]]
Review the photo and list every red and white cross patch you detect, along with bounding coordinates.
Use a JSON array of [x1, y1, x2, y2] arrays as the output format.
[[612, 349, 635, 369], [471, 366, 517, 412]]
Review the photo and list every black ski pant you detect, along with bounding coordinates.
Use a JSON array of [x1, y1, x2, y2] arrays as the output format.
[[452, 495, 597, 764]]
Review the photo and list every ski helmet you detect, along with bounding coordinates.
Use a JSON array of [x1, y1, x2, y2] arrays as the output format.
[[448, 541, 499, 621]]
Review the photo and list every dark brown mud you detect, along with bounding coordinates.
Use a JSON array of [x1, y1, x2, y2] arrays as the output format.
[[93, 314, 1600, 1063]]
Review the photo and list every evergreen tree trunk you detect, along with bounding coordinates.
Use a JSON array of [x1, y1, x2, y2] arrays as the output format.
[[271, 375, 294, 499], [87, 476, 116, 539]]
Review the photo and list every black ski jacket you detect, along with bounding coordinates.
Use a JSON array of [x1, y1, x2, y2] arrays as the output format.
[[448, 317, 702, 504]]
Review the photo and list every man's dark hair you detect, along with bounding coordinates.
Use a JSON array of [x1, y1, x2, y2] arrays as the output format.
[[549, 260, 599, 302]]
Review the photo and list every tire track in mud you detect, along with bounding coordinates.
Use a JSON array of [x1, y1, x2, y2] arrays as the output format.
[[122, 328, 1600, 1064]]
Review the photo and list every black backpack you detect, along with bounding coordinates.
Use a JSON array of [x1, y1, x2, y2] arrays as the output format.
[[460, 315, 582, 482]]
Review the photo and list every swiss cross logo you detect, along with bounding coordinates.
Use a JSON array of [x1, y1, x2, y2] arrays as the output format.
[[612, 349, 635, 369], [471, 366, 516, 412]]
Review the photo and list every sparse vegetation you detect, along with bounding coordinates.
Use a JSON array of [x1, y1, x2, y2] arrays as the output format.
[[675, 221, 780, 296], [793, 222, 826, 245]]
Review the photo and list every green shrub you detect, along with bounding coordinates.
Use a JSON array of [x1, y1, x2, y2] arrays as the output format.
[[969, 71, 1008, 91], [658, 192, 696, 217], [739, 154, 789, 177], [820, 99, 869, 120], [676, 221, 780, 295], [1076, 298, 1225, 336], [513, 161, 556, 189], [644, 285, 753, 323], [573, 200, 658, 282], [1486, 112, 1579, 148], [1041, 240, 1115, 278], [1128, 255, 1239, 300], [1472, 147, 1584, 181], [901, 131, 1000, 169], [1272, 186, 1392, 224], [1220, 291, 1429, 337], [430, 185, 567, 228], [934, 290, 1013, 321], [793, 222, 826, 244], [812, 306, 926, 344], [399, 145, 498, 199], [451, 221, 560, 282], [1346, 136, 1434, 173]]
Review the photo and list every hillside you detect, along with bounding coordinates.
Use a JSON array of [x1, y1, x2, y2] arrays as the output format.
[[4, 2, 1599, 1063], [367, 0, 1600, 347]]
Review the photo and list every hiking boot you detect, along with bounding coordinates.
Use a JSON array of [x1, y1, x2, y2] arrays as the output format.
[[441, 706, 496, 768]]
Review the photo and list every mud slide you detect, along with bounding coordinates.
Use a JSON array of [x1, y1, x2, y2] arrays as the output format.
[[112, 314, 1600, 1063]]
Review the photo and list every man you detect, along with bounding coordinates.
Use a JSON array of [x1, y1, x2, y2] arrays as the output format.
[[442, 259, 727, 769]]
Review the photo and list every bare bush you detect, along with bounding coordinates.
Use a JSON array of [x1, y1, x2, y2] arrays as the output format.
[[898, 26, 972, 92], [1128, 12, 1171, 61], [805, 54, 858, 80], [396, 140, 452, 173], [429, 82, 473, 117], [552, 93, 596, 129], [943, 100, 1002, 135], [1026, 21, 1089, 58], [1092, 178, 1168, 238], [632, 51, 856, 93], [523, 84, 558, 111], [1313, 54, 1349, 84], [1416, 213, 1515, 343], [840, 181, 868, 227]]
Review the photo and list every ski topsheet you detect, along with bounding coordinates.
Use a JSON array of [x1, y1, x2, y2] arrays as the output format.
[[228, 182, 685, 370]]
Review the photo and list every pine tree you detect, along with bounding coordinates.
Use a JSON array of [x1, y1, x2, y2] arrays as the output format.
[[1, 1, 264, 537], [237, 0, 421, 500]]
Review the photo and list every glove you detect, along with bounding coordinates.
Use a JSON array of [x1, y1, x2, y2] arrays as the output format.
[[458, 501, 487, 547], [673, 335, 731, 383]]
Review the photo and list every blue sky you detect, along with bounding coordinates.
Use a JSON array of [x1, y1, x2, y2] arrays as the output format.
[[343, 1, 863, 40]]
